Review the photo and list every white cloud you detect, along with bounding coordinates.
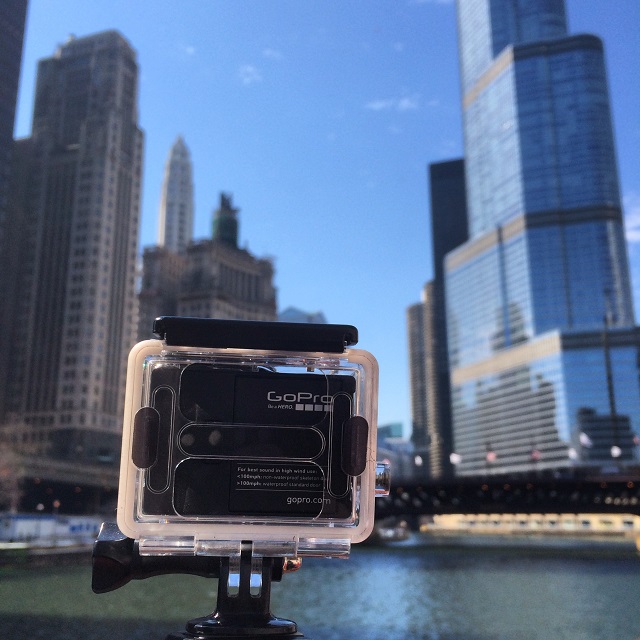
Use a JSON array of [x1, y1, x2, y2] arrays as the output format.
[[409, 0, 454, 5], [397, 96, 419, 111], [239, 65, 262, 86], [624, 192, 640, 243], [262, 48, 283, 60], [365, 95, 420, 112], [365, 99, 397, 111]]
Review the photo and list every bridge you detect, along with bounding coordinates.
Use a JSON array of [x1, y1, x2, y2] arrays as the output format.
[[375, 475, 640, 518]]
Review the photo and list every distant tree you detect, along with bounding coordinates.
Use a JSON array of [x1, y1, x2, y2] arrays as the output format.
[[0, 430, 23, 512]]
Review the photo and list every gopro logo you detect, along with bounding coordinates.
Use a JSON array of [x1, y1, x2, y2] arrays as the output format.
[[267, 391, 333, 412]]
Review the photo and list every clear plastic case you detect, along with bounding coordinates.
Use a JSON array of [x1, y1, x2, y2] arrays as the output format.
[[117, 327, 379, 558]]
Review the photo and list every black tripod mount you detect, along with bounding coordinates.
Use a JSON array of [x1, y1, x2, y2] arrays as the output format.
[[92, 523, 309, 640]]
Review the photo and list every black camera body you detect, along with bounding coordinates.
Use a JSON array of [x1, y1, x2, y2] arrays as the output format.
[[117, 318, 381, 558]]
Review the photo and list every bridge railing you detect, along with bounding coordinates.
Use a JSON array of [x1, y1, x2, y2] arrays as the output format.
[[375, 476, 640, 518]]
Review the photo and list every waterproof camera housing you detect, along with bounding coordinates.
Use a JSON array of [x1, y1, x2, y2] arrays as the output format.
[[117, 317, 381, 558]]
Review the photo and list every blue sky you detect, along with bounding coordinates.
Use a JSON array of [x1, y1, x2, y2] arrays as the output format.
[[14, 1, 640, 433]]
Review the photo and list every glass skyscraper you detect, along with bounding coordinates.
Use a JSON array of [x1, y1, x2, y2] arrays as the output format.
[[445, 0, 640, 476]]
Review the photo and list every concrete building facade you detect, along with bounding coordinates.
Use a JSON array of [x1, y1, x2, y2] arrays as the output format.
[[157, 136, 194, 254], [138, 193, 276, 337], [0, 31, 143, 510]]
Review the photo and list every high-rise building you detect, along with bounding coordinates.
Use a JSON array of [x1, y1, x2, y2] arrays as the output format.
[[445, 0, 640, 476], [0, 0, 27, 217], [425, 160, 468, 479], [157, 136, 194, 254], [179, 194, 276, 321], [278, 307, 327, 324], [0, 31, 143, 510], [0, 0, 28, 424], [429, 161, 468, 286], [0, 0, 27, 208], [137, 246, 187, 339], [408, 160, 468, 478], [138, 135, 193, 339], [138, 193, 276, 336], [407, 297, 428, 450]]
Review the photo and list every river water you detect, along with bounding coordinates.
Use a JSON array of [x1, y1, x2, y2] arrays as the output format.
[[1, 534, 639, 640]]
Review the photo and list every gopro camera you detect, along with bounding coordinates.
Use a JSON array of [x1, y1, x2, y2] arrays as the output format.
[[117, 317, 384, 558]]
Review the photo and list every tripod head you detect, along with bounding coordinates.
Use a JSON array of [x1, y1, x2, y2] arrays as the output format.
[[92, 522, 306, 639]]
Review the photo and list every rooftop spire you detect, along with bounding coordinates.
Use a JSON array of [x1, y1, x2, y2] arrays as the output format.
[[212, 192, 239, 248], [157, 136, 194, 253]]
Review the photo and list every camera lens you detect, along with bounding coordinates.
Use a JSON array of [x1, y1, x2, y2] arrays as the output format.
[[181, 433, 195, 448]]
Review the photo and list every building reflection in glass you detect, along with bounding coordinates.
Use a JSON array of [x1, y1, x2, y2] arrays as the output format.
[[451, 332, 640, 476]]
